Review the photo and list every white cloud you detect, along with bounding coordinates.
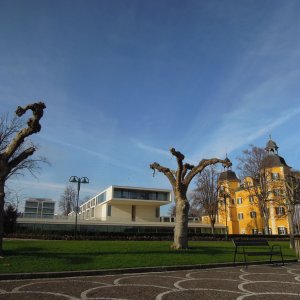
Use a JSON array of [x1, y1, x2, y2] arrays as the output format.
[[133, 140, 171, 157], [190, 105, 300, 161], [40, 135, 144, 174]]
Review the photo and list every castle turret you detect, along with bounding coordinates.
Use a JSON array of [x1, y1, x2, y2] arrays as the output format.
[[262, 137, 289, 169]]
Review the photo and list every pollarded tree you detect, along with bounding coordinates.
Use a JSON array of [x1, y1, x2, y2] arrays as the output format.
[[150, 148, 231, 249], [0, 102, 46, 255]]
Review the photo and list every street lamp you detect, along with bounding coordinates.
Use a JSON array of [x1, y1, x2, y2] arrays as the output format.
[[69, 176, 89, 239]]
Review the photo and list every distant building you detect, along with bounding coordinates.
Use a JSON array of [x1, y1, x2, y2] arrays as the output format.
[[24, 198, 55, 218], [74, 185, 172, 223], [18, 187, 226, 234]]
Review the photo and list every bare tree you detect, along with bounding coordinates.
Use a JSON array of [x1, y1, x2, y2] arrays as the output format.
[[236, 145, 271, 234], [0, 102, 46, 255], [80, 195, 91, 206], [150, 148, 231, 249], [168, 204, 176, 217], [281, 170, 300, 249], [5, 187, 26, 211], [59, 185, 77, 216], [191, 166, 219, 234]]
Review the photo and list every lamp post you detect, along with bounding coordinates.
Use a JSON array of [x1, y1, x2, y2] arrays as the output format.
[[69, 176, 89, 239]]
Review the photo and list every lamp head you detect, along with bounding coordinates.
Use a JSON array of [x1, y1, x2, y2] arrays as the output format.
[[80, 177, 89, 184], [69, 176, 79, 183]]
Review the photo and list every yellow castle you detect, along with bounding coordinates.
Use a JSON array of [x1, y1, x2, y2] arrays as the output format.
[[216, 138, 291, 235]]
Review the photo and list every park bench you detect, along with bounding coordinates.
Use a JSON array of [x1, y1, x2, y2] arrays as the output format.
[[232, 238, 284, 266]]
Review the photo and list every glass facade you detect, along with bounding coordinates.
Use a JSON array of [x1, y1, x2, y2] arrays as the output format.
[[113, 188, 169, 201], [16, 222, 225, 235], [24, 199, 55, 218], [96, 192, 106, 204]]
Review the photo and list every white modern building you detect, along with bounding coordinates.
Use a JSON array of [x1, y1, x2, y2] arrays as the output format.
[[24, 198, 55, 218], [76, 185, 172, 223]]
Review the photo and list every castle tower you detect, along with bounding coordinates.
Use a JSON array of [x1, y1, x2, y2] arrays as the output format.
[[262, 137, 290, 235], [218, 156, 240, 234]]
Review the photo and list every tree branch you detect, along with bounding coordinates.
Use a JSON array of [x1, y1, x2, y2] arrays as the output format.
[[8, 147, 35, 171], [182, 163, 194, 182], [170, 148, 185, 185], [150, 162, 176, 187], [3, 102, 46, 159], [184, 158, 232, 186]]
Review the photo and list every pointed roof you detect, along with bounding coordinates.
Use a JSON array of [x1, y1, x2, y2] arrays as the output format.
[[219, 155, 239, 181], [265, 138, 279, 154], [261, 155, 289, 168], [219, 169, 239, 181], [262, 137, 289, 168]]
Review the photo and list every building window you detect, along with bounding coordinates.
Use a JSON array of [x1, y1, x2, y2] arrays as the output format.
[[91, 207, 95, 217], [237, 197, 242, 204], [273, 189, 280, 196], [238, 213, 244, 220], [132, 205, 136, 221], [271, 173, 279, 180], [231, 199, 235, 205], [250, 211, 257, 218], [97, 192, 106, 204], [113, 188, 169, 201], [155, 207, 160, 218], [275, 206, 285, 216], [252, 228, 258, 235], [107, 205, 112, 217], [249, 195, 254, 204], [278, 227, 287, 235]]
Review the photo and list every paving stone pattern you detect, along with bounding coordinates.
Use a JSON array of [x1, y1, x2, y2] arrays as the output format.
[[0, 263, 300, 299]]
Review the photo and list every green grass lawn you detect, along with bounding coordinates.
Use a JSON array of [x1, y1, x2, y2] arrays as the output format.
[[0, 239, 296, 273]]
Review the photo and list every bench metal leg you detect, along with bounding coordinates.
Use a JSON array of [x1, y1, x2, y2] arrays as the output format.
[[243, 248, 248, 268]]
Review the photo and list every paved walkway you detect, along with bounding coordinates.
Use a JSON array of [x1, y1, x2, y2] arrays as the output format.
[[0, 263, 300, 299]]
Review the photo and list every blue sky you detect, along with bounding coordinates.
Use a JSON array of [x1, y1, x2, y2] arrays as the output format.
[[1, 0, 300, 214]]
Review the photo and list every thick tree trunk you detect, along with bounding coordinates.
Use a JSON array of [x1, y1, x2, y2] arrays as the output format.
[[264, 224, 269, 235], [287, 208, 295, 249], [0, 180, 5, 256], [262, 212, 270, 235], [210, 219, 215, 235], [172, 193, 190, 249]]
